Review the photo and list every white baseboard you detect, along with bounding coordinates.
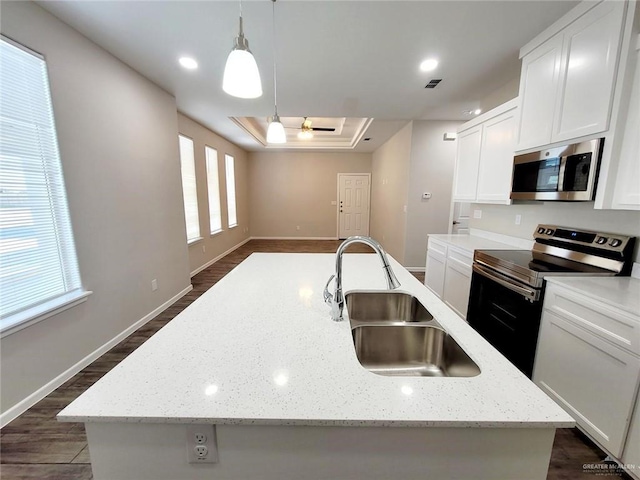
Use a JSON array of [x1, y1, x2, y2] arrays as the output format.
[[0, 284, 193, 428], [250, 236, 339, 240], [190, 237, 251, 277]]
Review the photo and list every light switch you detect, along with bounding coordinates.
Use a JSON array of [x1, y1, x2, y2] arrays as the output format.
[[473, 209, 482, 219]]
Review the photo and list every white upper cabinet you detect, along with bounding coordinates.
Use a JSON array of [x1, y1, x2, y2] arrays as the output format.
[[552, 1, 626, 142], [476, 108, 518, 204], [516, 0, 628, 152], [451, 126, 482, 202], [611, 35, 640, 210], [453, 99, 517, 205], [517, 35, 563, 151]]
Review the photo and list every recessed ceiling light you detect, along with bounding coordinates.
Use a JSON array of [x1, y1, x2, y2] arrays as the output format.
[[474, 108, 482, 115], [179, 57, 198, 70], [419, 58, 439, 72]]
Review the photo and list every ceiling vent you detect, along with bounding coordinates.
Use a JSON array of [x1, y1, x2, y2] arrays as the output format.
[[425, 79, 442, 89]]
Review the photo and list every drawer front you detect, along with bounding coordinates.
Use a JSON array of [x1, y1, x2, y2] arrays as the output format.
[[427, 238, 448, 257], [544, 284, 640, 355], [534, 310, 640, 457], [447, 246, 473, 271]]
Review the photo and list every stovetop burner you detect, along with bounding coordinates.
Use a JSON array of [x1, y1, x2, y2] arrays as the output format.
[[473, 225, 636, 290]]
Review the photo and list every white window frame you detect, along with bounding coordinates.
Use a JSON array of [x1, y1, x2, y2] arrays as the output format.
[[178, 134, 201, 244], [205, 146, 222, 235], [0, 36, 90, 338], [225, 154, 237, 228]]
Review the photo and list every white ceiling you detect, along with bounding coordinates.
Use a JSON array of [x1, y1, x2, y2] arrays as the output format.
[[36, 1, 579, 152]]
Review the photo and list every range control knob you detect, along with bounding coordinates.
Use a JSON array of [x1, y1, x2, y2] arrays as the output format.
[[610, 239, 623, 248], [596, 236, 608, 245], [537, 227, 546, 234], [545, 229, 554, 235]]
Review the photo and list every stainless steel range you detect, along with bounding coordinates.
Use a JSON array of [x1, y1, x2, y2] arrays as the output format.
[[467, 224, 636, 377]]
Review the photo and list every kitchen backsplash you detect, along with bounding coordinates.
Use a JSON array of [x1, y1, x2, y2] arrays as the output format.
[[468, 202, 640, 262]]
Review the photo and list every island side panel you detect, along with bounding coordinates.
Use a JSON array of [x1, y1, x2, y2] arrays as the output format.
[[86, 423, 556, 480]]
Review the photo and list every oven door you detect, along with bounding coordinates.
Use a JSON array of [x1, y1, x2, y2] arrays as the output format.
[[466, 264, 544, 378]]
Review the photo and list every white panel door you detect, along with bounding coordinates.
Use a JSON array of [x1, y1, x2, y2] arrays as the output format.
[[534, 310, 640, 457], [516, 34, 563, 151], [552, 0, 626, 143], [442, 248, 473, 320], [338, 174, 370, 239], [425, 250, 446, 298], [451, 202, 470, 234], [612, 40, 640, 210], [476, 108, 517, 204], [452, 126, 482, 202]]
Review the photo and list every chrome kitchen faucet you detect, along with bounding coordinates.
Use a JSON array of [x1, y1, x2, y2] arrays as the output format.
[[323, 236, 400, 321]]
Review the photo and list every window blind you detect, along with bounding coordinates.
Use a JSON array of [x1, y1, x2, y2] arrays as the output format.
[[225, 154, 237, 228], [178, 135, 200, 242], [0, 37, 83, 326], [205, 146, 222, 234]]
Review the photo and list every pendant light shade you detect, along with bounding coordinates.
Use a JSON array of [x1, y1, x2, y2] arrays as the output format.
[[267, 0, 286, 144], [267, 114, 286, 143], [223, 7, 262, 99]]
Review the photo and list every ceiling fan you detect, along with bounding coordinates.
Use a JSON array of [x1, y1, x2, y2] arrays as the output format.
[[285, 117, 336, 139]]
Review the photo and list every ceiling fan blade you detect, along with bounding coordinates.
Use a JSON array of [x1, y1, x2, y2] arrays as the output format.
[[311, 127, 335, 132]]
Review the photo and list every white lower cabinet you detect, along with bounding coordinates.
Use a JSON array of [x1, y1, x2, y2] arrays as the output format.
[[623, 396, 640, 479], [534, 283, 640, 459], [425, 239, 447, 298], [442, 248, 473, 319], [425, 238, 472, 320]]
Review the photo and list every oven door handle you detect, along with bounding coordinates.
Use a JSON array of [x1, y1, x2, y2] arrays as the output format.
[[473, 263, 540, 302]]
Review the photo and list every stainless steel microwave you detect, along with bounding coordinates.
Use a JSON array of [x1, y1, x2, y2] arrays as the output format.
[[510, 138, 604, 201]]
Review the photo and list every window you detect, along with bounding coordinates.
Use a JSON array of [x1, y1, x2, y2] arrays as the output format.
[[0, 36, 87, 336], [205, 146, 222, 235], [225, 154, 237, 228], [178, 135, 200, 243]]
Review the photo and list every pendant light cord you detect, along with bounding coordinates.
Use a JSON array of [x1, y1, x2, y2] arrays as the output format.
[[272, 0, 278, 117]]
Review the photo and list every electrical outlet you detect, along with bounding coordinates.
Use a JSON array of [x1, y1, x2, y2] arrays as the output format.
[[473, 209, 482, 219], [151, 279, 158, 291], [202, 245, 206, 253], [195, 445, 208, 458], [296, 225, 300, 231], [186, 425, 217, 464], [515, 214, 522, 225]]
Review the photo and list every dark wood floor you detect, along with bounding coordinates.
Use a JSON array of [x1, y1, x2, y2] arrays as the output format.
[[0, 240, 628, 479]]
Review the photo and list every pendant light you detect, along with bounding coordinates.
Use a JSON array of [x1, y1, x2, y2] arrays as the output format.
[[222, 0, 262, 99], [266, 0, 286, 144]]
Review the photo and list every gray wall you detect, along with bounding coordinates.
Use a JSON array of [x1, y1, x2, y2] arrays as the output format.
[[1, 2, 191, 415], [370, 122, 412, 263], [178, 114, 250, 275], [248, 152, 372, 238], [404, 121, 463, 269]]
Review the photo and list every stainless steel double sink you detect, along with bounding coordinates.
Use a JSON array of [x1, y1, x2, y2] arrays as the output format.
[[345, 291, 480, 378]]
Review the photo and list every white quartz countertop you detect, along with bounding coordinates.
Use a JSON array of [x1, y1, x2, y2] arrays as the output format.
[[58, 253, 573, 428], [546, 276, 640, 317], [428, 234, 525, 253]]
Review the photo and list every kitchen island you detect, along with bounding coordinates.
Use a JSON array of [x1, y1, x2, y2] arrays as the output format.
[[58, 253, 573, 479]]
